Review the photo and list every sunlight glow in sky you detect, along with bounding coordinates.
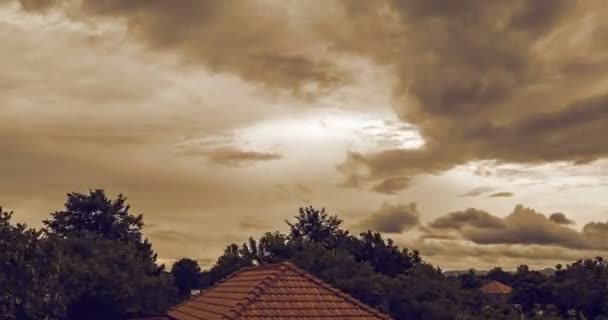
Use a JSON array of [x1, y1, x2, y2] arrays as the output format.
[[232, 109, 425, 152]]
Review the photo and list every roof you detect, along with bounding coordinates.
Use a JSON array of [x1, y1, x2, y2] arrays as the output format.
[[167, 261, 393, 320], [479, 280, 512, 295]]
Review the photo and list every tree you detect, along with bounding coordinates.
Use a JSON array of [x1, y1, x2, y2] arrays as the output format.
[[56, 235, 177, 320], [44, 189, 159, 270], [287, 206, 348, 248], [204, 206, 478, 320], [486, 267, 513, 285], [44, 189, 144, 243], [40, 191, 178, 319], [460, 269, 481, 289], [0, 209, 65, 320], [353, 231, 421, 277], [509, 266, 554, 313], [171, 258, 201, 299]]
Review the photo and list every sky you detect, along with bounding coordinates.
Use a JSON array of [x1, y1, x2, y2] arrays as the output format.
[[1, 0, 607, 270]]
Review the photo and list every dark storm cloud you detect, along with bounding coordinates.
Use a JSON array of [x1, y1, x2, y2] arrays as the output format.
[[358, 202, 420, 233], [330, 0, 608, 190], [549, 212, 574, 225], [426, 205, 608, 251], [15, 0, 608, 188], [16, 0, 346, 94]]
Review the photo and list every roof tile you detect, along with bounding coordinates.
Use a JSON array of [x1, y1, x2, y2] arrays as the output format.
[[167, 262, 393, 320], [479, 280, 512, 295]]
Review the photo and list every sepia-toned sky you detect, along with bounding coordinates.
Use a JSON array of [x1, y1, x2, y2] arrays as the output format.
[[1, 0, 607, 270]]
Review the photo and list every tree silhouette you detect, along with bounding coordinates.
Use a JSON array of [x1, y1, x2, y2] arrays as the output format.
[[171, 258, 201, 299]]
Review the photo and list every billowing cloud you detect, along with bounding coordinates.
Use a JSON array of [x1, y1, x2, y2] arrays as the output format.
[[15, 0, 347, 95], [357, 202, 420, 233], [582, 221, 608, 235], [329, 0, 608, 191], [549, 212, 574, 225], [429, 208, 505, 230], [3, 0, 607, 272], [425, 205, 608, 251]]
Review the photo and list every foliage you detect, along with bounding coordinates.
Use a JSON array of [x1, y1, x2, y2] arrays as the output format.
[[1, 191, 178, 320], [44, 189, 144, 243], [57, 235, 177, 319], [4, 194, 608, 320], [171, 258, 202, 299], [0, 209, 65, 320], [204, 206, 479, 320]]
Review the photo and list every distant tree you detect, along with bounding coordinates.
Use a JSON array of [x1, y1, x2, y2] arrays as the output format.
[[353, 231, 421, 277], [486, 267, 513, 285], [509, 266, 553, 313], [460, 269, 481, 289], [287, 206, 348, 248], [551, 258, 608, 318], [171, 258, 201, 298], [201, 243, 254, 288]]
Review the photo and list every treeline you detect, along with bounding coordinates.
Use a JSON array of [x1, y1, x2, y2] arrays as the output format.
[[1, 190, 608, 320]]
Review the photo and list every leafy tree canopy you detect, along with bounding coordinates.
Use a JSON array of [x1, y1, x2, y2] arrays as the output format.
[[171, 258, 202, 299]]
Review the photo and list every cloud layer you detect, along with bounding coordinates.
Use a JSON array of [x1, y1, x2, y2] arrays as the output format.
[[2, 0, 607, 270]]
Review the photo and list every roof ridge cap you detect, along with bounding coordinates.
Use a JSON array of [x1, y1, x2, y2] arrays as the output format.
[[282, 261, 394, 320], [221, 263, 289, 320]]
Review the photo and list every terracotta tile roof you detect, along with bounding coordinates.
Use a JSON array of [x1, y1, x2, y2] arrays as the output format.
[[479, 280, 512, 295], [167, 261, 393, 320]]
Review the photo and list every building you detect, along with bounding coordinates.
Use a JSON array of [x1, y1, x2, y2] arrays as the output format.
[[160, 261, 393, 320], [479, 280, 512, 295], [479, 280, 512, 304]]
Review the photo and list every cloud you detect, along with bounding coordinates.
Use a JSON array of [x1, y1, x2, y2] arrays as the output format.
[[238, 216, 269, 231], [582, 221, 608, 235], [330, 0, 608, 190], [371, 176, 411, 194], [549, 212, 574, 225], [489, 192, 514, 198], [459, 186, 495, 197], [14, 0, 608, 191], [429, 208, 505, 230], [425, 205, 608, 251], [15, 0, 347, 95], [357, 202, 420, 233], [183, 146, 282, 167]]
